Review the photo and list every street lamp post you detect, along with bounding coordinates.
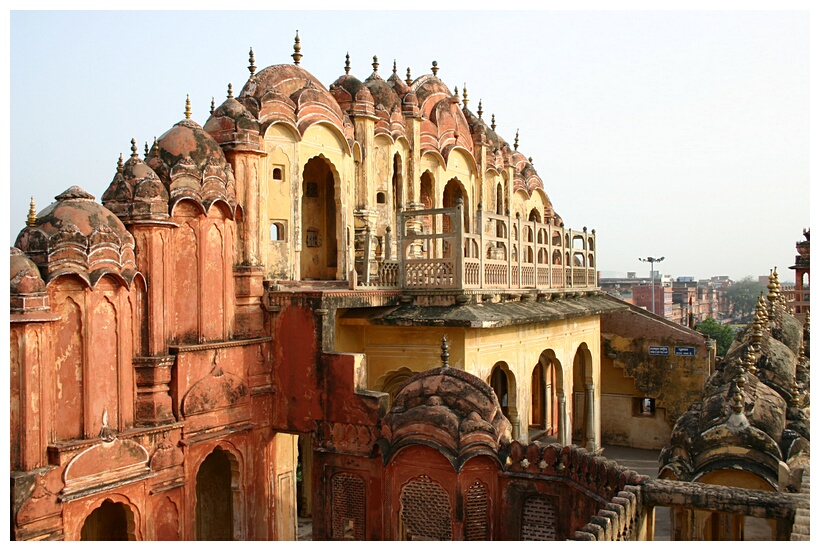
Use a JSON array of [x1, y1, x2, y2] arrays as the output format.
[[639, 256, 665, 315]]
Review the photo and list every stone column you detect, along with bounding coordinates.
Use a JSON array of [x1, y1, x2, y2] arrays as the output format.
[[585, 382, 597, 451], [133, 355, 175, 425], [558, 393, 569, 446]]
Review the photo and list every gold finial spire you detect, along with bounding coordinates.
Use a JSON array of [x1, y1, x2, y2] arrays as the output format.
[[440, 335, 450, 368], [372, 55, 379, 74], [477, 99, 483, 119], [26, 197, 37, 227], [514, 129, 519, 150], [392, 59, 397, 75], [462, 83, 468, 108], [344, 52, 350, 74], [767, 269, 777, 303], [431, 60, 439, 76], [210, 97, 215, 115], [152, 137, 158, 158], [248, 47, 256, 76], [144, 141, 149, 159], [790, 380, 801, 407], [130, 138, 138, 158], [491, 114, 496, 131], [116, 153, 123, 172], [406, 67, 412, 85], [184, 94, 192, 119], [227, 83, 233, 99], [731, 387, 744, 415], [453, 86, 459, 104], [744, 347, 757, 376], [292, 30, 302, 65]]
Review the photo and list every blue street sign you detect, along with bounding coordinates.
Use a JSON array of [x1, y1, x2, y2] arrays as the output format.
[[649, 346, 669, 356], [675, 346, 696, 357]]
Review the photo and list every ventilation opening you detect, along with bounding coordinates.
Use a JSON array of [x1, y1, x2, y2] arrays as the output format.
[[272, 167, 283, 180], [633, 397, 656, 417], [376, 192, 386, 204]]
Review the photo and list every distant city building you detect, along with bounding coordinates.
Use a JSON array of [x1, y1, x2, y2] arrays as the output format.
[[784, 228, 810, 323]]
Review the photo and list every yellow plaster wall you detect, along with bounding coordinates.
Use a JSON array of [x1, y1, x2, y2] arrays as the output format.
[[335, 314, 601, 443]]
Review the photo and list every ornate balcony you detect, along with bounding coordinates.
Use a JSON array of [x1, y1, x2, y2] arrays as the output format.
[[354, 201, 597, 293]]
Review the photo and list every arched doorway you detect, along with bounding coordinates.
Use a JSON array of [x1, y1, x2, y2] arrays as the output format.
[[81, 499, 135, 540], [528, 208, 541, 223], [442, 178, 469, 233], [196, 447, 237, 540], [391, 152, 404, 258], [489, 362, 519, 439], [301, 156, 339, 280], [571, 343, 596, 451], [538, 350, 564, 444], [530, 363, 546, 430]]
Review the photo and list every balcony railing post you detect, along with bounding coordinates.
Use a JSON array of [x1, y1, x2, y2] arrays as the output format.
[[398, 210, 407, 287], [516, 212, 522, 289], [455, 199, 464, 289], [506, 209, 512, 289], [477, 206, 485, 288]]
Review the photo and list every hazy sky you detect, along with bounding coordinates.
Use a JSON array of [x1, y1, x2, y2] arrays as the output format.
[[6, 5, 812, 281]]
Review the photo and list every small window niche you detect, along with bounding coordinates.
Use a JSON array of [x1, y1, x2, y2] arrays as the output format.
[[269, 221, 286, 242], [272, 166, 284, 181], [306, 228, 320, 248], [305, 181, 319, 198], [376, 191, 386, 204], [633, 397, 656, 417]]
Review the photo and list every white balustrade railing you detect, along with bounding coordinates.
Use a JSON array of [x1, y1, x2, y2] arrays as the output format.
[[354, 202, 597, 292]]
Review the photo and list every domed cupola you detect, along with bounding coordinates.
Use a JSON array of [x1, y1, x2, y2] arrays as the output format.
[[15, 187, 137, 288], [363, 56, 402, 114], [387, 60, 410, 97], [10, 245, 49, 314], [379, 337, 512, 470], [102, 139, 169, 221], [204, 83, 261, 145], [329, 52, 365, 113], [147, 96, 238, 216]]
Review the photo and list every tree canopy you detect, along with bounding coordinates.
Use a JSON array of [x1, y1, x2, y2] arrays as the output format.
[[695, 317, 736, 356], [725, 276, 767, 322]]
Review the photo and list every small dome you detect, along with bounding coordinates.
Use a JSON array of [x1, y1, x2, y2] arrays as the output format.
[[364, 74, 402, 113], [10, 247, 45, 295], [148, 114, 237, 215], [203, 92, 261, 143], [102, 145, 169, 221], [381, 350, 511, 469], [15, 187, 137, 287]]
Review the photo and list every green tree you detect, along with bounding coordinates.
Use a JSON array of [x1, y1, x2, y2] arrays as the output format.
[[725, 276, 767, 322], [695, 317, 736, 356]]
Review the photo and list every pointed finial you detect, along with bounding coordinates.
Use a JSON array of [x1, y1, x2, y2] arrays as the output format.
[[184, 94, 192, 119], [431, 60, 439, 76], [344, 52, 351, 74], [406, 67, 412, 85], [210, 97, 215, 115], [529, 157, 534, 165], [227, 83, 234, 99], [440, 335, 450, 368], [292, 30, 302, 65], [767, 269, 777, 303], [491, 114, 496, 131], [152, 137, 158, 157], [26, 197, 37, 227], [453, 86, 459, 105], [130, 138, 138, 158], [248, 47, 256, 76], [514, 129, 519, 150], [462, 83, 468, 108], [790, 380, 801, 407], [144, 141, 149, 159], [744, 347, 757, 376], [731, 388, 744, 415], [116, 153, 124, 173], [477, 99, 483, 119], [372, 55, 379, 74], [392, 59, 397, 75]]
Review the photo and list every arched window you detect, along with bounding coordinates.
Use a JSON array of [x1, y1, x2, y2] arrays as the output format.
[[272, 167, 283, 180], [376, 191, 387, 204], [270, 221, 285, 241]]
